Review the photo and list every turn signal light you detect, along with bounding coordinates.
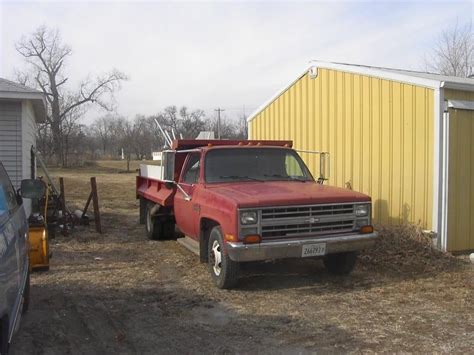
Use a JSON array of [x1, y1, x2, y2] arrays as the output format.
[[360, 225, 374, 234], [243, 235, 261, 244], [225, 234, 238, 242]]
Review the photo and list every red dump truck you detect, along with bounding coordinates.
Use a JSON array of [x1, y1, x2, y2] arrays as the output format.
[[136, 139, 377, 289]]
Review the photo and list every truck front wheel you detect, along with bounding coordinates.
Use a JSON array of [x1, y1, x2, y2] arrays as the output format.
[[208, 226, 239, 289], [323, 251, 358, 275]]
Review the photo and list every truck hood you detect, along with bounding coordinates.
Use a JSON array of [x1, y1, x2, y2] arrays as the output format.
[[205, 181, 370, 208]]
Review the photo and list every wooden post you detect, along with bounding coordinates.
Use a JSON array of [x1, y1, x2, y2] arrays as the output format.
[[90, 177, 102, 234], [81, 193, 93, 219], [59, 177, 66, 214]]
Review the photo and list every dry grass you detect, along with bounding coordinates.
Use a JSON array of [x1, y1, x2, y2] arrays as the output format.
[[361, 224, 466, 274], [11, 160, 474, 354]]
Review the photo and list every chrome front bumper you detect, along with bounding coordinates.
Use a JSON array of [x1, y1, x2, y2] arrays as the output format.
[[226, 232, 378, 262]]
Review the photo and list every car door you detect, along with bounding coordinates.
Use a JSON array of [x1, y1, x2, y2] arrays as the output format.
[[174, 153, 201, 239], [0, 163, 27, 336]]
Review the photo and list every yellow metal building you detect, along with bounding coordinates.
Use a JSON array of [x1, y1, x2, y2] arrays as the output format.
[[248, 61, 474, 252]]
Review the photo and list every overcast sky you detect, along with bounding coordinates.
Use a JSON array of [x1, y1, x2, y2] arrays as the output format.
[[1, 0, 473, 123]]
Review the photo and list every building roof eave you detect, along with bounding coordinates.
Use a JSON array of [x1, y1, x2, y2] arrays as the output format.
[[0, 91, 47, 123], [247, 60, 474, 123]]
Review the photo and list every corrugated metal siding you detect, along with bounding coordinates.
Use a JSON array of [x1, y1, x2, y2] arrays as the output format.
[[444, 89, 474, 252], [0, 101, 22, 189], [250, 69, 434, 229]]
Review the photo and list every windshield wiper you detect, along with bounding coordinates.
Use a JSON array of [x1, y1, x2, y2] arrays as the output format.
[[219, 175, 264, 182], [263, 174, 308, 182]]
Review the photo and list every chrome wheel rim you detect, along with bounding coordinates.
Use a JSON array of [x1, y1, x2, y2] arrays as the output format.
[[211, 240, 222, 276]]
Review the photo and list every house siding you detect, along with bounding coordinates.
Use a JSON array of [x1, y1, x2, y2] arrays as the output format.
[[249, 68, 435, 230], [22, 100, 37, 180], [21, 100, 37, 217], [0, 101, 22, 189]]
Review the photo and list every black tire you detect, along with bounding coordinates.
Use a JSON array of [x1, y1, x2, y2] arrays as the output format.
[[323, 251, 358, 275], [145, 203, 173, 240], [0, 317, 9, 355], [22, 271, 30, 314], [207, 226, 239, 289]]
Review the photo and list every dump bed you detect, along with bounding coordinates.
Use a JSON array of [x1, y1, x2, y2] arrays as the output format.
[[136, 175, 175, 206]]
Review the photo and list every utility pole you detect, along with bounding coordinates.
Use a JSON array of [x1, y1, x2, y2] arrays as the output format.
[[215, 108, 225, 139]]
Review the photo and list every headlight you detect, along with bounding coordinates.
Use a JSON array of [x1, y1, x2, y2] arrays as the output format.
[[355, 204, 369, 217], [240, 211, 258, 225]]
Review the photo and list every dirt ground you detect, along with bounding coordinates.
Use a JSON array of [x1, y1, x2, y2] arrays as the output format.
[[10, 160, 474, 354]]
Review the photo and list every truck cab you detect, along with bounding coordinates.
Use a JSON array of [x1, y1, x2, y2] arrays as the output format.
[[137, 140, 378, 289]]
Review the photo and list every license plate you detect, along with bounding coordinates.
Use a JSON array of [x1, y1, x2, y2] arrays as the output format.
[[302, 243, 326, 257]]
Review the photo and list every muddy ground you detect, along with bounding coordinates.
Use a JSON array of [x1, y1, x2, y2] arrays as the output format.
[[10, 161, 474, 354]]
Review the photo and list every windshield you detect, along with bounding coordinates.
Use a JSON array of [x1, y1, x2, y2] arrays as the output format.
[[205, 148, 313, 183]]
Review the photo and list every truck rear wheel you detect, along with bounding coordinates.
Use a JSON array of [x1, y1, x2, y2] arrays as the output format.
[[323, 251, 358, 275], [208, 226, 239, 289], [146, 204, 173, 240]]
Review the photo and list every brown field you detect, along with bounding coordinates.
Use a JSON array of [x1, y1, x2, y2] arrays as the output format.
[[11, 160, 474, 353]]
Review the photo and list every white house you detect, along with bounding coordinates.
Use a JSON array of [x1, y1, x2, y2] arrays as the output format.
[[0, 78, 46, 215]]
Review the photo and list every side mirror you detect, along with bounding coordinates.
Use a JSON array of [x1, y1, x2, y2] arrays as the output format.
[[20, 179, 46, 199]]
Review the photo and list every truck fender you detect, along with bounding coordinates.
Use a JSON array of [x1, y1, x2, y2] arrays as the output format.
[[199, 218, 220, 263]]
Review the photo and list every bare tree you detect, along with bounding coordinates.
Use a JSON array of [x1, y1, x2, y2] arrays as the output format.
[[154, 106, 207, 140], [425, 22, 473, 77], [91, 115, 115, 156], [178, 107, 207, 138], [115, 118, 139, 172], [15, 26, 127, 165], [237, 113, 248, 139], [206, 112, 246, 139], [36, 123, 54, 163], [60, 101, 85, 166]]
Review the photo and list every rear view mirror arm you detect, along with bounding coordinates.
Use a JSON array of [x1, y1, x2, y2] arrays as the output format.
[[164, 180, 192, 201]]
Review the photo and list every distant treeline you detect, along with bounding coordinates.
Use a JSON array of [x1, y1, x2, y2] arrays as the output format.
[[37, 105, 248, 167]]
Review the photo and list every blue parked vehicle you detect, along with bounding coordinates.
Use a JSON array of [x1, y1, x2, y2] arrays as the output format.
[[0, 162, 43, 354]]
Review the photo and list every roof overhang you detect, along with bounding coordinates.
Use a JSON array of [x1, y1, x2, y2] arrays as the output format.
[[309, 60, 442, 90], [0, 91, 47, 123], [247, 61, 474, 123], [441, 81, 474, 92], [447, 99, 474, 110]]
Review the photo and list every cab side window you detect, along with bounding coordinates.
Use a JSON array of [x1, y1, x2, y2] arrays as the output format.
[[0, 164, 18, 218], [182, 154, 201, 184]]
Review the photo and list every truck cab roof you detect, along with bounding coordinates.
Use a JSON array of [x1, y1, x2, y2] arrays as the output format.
[[171, 139, 293, 151]]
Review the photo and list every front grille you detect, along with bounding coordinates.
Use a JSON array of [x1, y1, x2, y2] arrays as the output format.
[[261, 204, 354, 220], [260, 203, 356, 239]]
